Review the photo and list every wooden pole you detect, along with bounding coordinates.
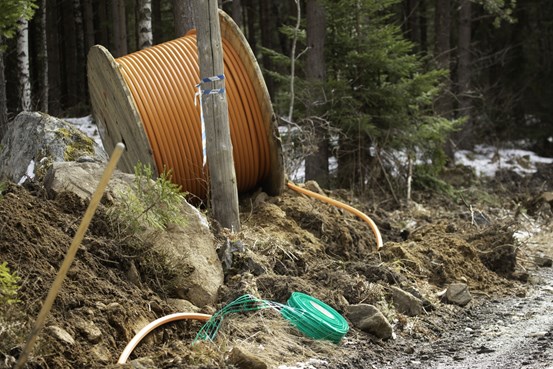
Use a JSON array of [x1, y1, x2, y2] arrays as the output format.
[[194, 0, 240, 232], [15, 143, 125, 369]]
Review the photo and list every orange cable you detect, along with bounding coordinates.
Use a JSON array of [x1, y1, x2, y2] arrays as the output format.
[[116, 34, 272, 199], [287, 182, 383, 250], [117, 312, 212, 364]]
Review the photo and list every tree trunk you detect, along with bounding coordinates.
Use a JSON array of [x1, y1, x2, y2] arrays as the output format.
[[0, 36, 8, 141], [74, 0, 87, 105], [17, 17, 32, 111], [244, 0, 257, 55], [138, 0, 153, 49], [434, 0, 452, 117], [152, 0, 162, 44], [419, 0, 427, 52], [231, 0, 243, 28], [173, 0, 194, 36], [38, 0, 49, 113], [98, 0, 110, 48], [47, 0, 61, 115], [62, 1, 79, 108], [454, 0, 472, 149], [112, 0, 128, 56], [304, 0, 329, 187], [259, 0, 275, 97], [406, 0, 421, 46], [82, 0, 95, 53], [195, 0, 240, 232]]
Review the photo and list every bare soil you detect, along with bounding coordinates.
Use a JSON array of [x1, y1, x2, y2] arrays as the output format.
[[0, 163, 552, 368]]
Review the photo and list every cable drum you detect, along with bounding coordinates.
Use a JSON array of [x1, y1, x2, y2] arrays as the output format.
[[281, 292, 349, 344], [87, 10, 284, 200]]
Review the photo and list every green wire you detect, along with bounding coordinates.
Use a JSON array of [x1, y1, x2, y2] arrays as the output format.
[[193, 292, 349, 344]]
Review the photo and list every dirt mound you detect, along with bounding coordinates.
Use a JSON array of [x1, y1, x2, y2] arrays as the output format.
[[0, 179, 531, 368]]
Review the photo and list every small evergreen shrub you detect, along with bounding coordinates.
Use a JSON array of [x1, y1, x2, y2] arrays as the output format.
[[108, 163, 187, 233]]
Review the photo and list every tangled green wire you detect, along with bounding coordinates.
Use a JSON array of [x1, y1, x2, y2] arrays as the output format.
[[193, 292, 349, 344]]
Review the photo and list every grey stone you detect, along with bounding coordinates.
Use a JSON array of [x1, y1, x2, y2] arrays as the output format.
[[166, 298, 200, 313], [534, 255, 552, 268], [46, 326, 75, 345], [391, 286, 423, 316], [90, 344, 111, 364], [346, 304, 393, 339], [74, 319, 102, 344], [0, 111, 107, 183], [227, 347, 268, 369], [445, 283, 472, 306], [44, 161, 223, 307]]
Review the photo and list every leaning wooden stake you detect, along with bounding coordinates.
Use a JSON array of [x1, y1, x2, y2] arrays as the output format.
[[195, 0, 240, 232], [15, 143, 126, 369]]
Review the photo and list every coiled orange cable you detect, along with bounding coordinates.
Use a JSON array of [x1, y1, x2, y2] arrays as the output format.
[[116, 32, 270, 200], [89, 11, 382, 250]]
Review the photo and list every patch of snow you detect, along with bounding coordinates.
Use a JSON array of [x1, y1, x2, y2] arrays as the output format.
[[513, 230, 532, 242], [18, 160, 35, 185], [454, 145, 553, 177], [64, 115, 104, 148], [278, 358, 328, 369]]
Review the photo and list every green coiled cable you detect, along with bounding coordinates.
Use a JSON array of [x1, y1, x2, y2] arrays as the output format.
[[193, 292, 349, 344]]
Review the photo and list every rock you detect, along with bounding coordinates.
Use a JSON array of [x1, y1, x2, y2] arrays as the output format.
[[74, 319, 102, 344], [0, 112, 106, 183], [127, 358, 156, 368], [304, 180, 325, 194], [391, 286, 423, 316], [404, 287, 435, 311], [346, 304, 393, 339], [444, 283, 472, 306], [44, 161, 223, 307], [44, 161, 134, 200], [166, 298, 200, 313], [227, 347, 268, 369], [46, 326, 75, 345], [89, 345, 111, 364], [534, 255, 552, 268]]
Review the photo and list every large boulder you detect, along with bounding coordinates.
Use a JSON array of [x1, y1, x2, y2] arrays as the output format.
[[45, 161, 223, 307], [0, 111, 107, 183]]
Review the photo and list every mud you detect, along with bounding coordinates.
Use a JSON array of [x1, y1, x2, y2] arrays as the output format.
[[0, 162, 552, 368]]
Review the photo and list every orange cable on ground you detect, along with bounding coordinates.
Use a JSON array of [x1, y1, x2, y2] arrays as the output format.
[[117, 312, 212, 364], [287, 182, 383, 250]]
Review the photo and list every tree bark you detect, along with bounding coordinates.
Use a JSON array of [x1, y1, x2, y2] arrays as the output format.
[[406, 0, 421, 46], [195, 0, 240, 232], [434, 0, 452, 117], [152, 0, 162, 44], [62, 1, 79, 108], [304, 0, 329, 187], [173, 0, 194, 36], [17, 17, 32, 111], [244, 0, 257, 55], [112, 0, 128, 56], [231, 0, 243, 28], [38, 0, 49, 113], [98, 0, 109, 48], [74, 0, 87, 105], [0, 36, 8, 141], [47, 0, 61, 115], [82, 0, 95, 53], [454, 0, 472, 148], [138, 0, 153, 49], [259, 0, 275, 97]]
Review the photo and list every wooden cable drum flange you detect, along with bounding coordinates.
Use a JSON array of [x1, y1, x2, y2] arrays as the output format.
[[87, 10, 284, 200]]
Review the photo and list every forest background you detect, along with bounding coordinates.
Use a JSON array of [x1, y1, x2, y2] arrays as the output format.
[[0, 0, 551, 197]]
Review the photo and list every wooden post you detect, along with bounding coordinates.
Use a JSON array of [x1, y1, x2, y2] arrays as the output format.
[[194, 0, 240, 232]]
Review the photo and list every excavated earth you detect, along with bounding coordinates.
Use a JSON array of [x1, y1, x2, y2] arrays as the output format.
[[0, 163, 552, 369]]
